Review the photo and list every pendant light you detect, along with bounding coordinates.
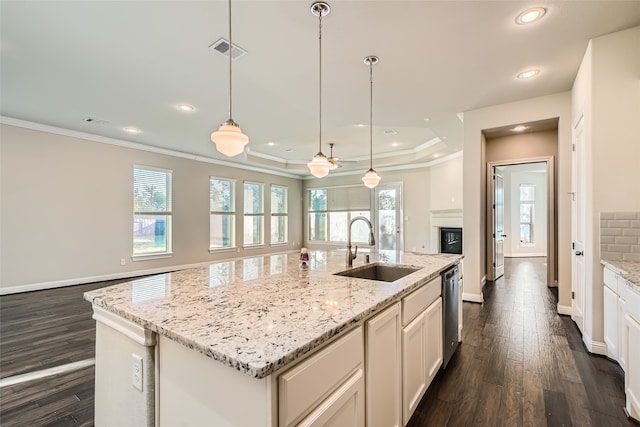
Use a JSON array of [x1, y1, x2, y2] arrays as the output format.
[[307, 2, 333, 178], [362, 56, 381, 188], [211, 0, 249, 157]]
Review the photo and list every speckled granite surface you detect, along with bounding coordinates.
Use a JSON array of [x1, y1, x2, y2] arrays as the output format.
[[601, 260, 640, 293], [85, 250, 461, 379]]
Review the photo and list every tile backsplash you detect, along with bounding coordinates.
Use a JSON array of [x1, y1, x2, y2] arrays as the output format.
[[600, 212, 640, 262]]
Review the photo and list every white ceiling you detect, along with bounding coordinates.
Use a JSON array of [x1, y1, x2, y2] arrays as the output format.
[[2, 1, 639, 176]]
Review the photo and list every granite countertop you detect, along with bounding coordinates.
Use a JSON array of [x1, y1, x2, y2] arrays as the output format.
[[601, 260, 640, 292], [85, 250, 462, 379]]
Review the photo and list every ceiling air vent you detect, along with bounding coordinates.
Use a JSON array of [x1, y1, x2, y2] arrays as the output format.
[[209, 38, 247, 61]]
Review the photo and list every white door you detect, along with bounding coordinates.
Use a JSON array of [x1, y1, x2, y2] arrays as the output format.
[[489, 167, 505, 280], [402, 311, 427, 425], [375, 184, 402, 252], [572, 116, 586, 332], [365, 303, 401, 427], [424, 298, 443, 386], [626, 313, 640, 420]]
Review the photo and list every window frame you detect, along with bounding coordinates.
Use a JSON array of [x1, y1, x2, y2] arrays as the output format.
[[209, 176, 237, 253], [132, 165, 173, 260], [243, 181, 265, 248], [270, 184, 289, 246], [307, 186, 372, 245], [519, 183, 535, 245]]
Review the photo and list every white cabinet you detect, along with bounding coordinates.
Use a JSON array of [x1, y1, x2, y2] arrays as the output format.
[[619, 295, 627, 371], [402, 309, 428, 424], [400, 275, 443, 425], [626, 312, 640, 420], [603, 284, 619, 360], [279, 327, 365, 427], [401, 297, 443, 425], [366, 302, 401, 427], [425, 298, 443, 385]]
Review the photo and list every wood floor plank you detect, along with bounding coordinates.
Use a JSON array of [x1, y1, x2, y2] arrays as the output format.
[[543, 389, 573, 427]]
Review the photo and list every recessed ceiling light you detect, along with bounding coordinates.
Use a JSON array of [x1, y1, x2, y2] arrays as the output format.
[[124, 126, 141, 134], [515, 7, 546, 25], [512, 125, 529, 132], [433, 153, 441, 158], [423, 117, 430, 122], [391, 142, 399, 147], [177, 103, 194, 112], [517, 69, 540, 79], [355, 124, 366, 128], [267, 142, 276, 146]]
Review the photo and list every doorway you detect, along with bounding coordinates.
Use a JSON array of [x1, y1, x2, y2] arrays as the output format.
[[487, 157, 555, 286], [374, 183, 403, 252]]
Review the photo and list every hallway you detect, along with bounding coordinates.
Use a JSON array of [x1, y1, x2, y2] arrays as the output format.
[[409, 257, 633, 426], [0, 258, 634, 426]]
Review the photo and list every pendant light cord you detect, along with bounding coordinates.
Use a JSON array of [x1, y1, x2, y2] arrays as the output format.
[[369, 60, 373, 170], [228, 0, 233, 121], [318, 10, 323, 153]]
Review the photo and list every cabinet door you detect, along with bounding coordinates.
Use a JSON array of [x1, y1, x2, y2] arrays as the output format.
[[603, 285, 619, 361], [402, 311, 427, 425], [625, 314, 640, 421], [297, 368, 365, 427], [619, 297, 628, 371], [366, 302, 401, 427], [425, 297, 443, 386]]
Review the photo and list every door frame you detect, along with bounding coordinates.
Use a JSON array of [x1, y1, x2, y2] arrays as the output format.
[[374, 182, 404, 252], [488, 167, 506, 281], [486, 156, 556, 286]]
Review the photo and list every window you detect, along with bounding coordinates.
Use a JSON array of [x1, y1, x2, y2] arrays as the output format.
[[519, 184, 535, 244], [133, 166, 172, 256], [270, 185, 288, 244], [244, 182, 264, 246], [308, 186, 372, 244], [210, 178, 236, 250]]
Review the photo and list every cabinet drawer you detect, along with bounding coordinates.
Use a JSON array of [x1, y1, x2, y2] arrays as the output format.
[[402, 276, 441, 326], [604, 267, 618, 293], [279, 326, 364, 427]]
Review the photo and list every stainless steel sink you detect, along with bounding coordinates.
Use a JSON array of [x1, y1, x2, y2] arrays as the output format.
[[334, 264, 420, 282]]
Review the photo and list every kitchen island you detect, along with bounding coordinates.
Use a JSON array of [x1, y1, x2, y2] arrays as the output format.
[[85, 250, 462, 426]]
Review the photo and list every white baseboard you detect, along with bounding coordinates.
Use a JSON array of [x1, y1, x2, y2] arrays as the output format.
[[582, 334, 608, 356], [557, 304, 572, 316], [462, 292, 483, 303]]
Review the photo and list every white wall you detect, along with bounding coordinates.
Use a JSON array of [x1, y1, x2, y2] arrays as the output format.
[[429, 155, 463, 211], [571, 26, 640, 350], [463, 92, 572, 306], [0, 122, 303, 293], [503, 169, 547, 257]]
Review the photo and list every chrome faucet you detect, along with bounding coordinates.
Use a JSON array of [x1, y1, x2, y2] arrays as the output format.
[[347, 216, 376, 267]]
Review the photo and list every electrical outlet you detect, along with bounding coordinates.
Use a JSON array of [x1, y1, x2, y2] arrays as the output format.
[[120, 258, 126, 266], [132, 354, 143, 391]]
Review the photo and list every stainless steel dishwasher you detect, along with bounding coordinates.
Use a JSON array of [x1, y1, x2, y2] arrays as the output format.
[[442, 265, 459, 369]]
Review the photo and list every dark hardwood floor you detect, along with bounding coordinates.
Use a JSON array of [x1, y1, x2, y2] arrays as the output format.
[[0, 259, 634, 426], [0, 279, 128, 427], [408, 257, 635, 427]]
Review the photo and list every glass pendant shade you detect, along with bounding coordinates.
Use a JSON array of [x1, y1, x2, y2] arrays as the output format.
[[211, 120, 249, 157], [362, 168, 381, 188], [307, 152, 332, 178]]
